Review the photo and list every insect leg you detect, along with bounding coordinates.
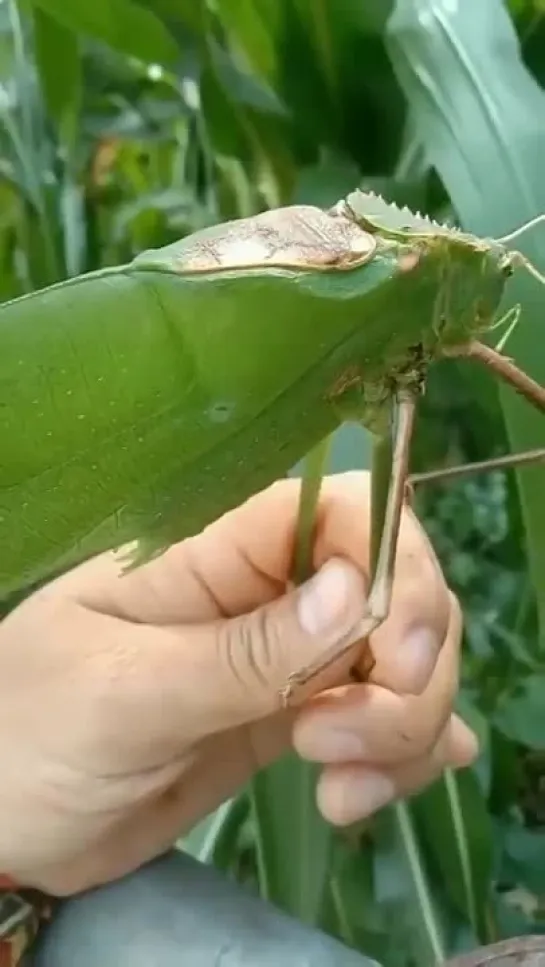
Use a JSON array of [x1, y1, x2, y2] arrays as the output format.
[[409, 448, 545, 487], [281, 394, 417, 706], [445, 340, 545, 415]]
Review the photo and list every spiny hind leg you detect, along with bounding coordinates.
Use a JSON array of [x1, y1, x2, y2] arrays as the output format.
[[445, 340, 545, 415], [281, 394, 417, 705]]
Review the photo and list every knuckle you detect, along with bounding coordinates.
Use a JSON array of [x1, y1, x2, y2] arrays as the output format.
[[397, 519, 450, 603], [427, 700, 455, 753], [393, 533, 445, 607], [216, 606, 283, 698], [403, 501, 442, 563], [430, 727, 454, 770], [397, 760, 441, 802], [398, 699, 452, 759], [397, 722, 436, 759]]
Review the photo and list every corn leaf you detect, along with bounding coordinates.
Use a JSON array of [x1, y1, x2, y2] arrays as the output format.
[[386, 0, 545, 648], [27, 0, 179, 66]]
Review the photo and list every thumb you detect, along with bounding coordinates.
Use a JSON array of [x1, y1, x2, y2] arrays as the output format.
[[162, 556, 369, 737]]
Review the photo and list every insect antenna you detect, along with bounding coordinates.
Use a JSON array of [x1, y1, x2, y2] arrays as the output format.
[[496, 213, 545, 245], [490, 212, 545, 285], [511, 250, 545, 287]]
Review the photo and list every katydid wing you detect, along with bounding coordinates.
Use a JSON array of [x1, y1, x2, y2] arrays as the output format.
[[1, 192, 544, 696]]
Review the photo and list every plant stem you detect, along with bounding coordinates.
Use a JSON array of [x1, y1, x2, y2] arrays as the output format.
[[291, 435, 331, 586]]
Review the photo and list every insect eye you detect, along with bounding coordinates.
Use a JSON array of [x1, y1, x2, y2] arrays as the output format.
[[499, 257, 515, 278]]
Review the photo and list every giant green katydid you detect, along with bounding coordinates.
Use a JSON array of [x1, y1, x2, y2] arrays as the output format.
[[1, 189, 545, 699]]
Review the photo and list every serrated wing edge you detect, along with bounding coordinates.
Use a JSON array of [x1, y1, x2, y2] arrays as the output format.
[[342, 188, 463, 237]]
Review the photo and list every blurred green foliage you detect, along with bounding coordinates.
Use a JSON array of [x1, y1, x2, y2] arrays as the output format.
[[2, 0, 545, 962]]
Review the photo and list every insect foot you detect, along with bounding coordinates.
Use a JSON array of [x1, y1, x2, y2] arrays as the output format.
[[278, 599, 386, 709]]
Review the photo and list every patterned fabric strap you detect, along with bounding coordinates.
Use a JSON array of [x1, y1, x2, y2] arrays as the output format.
[[0, 880, 54, 967]]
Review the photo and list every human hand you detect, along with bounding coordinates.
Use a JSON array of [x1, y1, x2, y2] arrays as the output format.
[[0, 472, 476, 895]]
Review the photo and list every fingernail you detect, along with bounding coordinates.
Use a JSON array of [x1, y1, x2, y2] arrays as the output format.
[[342, 771, 395, 819], [297, 558, 363, 637], [401, 626, 439, 690]]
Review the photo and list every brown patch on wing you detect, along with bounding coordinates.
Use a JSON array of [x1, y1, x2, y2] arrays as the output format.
[[174, 205, 377, 274]]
